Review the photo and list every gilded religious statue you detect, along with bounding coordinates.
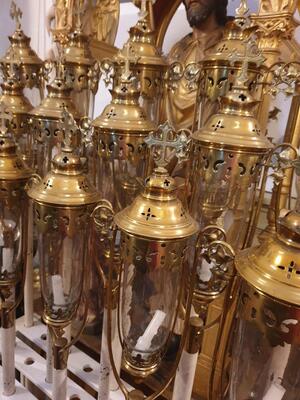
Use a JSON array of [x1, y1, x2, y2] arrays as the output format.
[[164, 0, 229, 130], [46, 0, 119, 45]]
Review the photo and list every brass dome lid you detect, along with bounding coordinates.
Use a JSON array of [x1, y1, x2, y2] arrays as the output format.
[[120, 3, 167, 69], [29, 62, 79, 121], [1, 29, 43, 69], [1, 2, 42, 68], [115, 122, 198, 240], [203, 1, 257, 67], [236, 159, 300, 306], [192, 76, 273, 152], [0, 84, 33, 116], [0, 105, 32, 180], [92, 64, 155, 134], [115, 166, 198, 240], [63, 29, 94, 66], [28, 110, 100, 206]]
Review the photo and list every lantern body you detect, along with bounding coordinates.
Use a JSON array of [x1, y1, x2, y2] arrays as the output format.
[[30, 83, 80, 176], [114, 166, 199, 377], [0, 134, 31, 288], [28, 147, 101, 325], [231, 282, 300, 400], [116, 15, 167, 125], [190, 146, 263, 250], [231, 206, 300, 400], [1, 30, 43, 92], [35, 203, 91, 322], [93, 74, 155, 211], [63, 29, 99, 117], [0, 79, 34, 167], [120, 234, 187, 375], [0, 182, 26, 285]]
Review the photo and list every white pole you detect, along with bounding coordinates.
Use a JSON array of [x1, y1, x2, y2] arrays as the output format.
[[1, 324, 16, 396], [24, 200, 34, 327], [46, 326, 53, 384], [53, 367, 67, 400]]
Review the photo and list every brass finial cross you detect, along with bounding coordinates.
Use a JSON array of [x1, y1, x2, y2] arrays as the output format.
[[118, 43, 139, 81], [229, 36, 265, 85], [0, 102, 13, 135], [59, 107, 78, 152], [10, 1, 22, 30], [145, 122, 189, 168]]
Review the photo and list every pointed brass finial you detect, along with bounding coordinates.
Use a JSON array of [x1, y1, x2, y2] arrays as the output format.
[[10, 1, 22, 30], [59, 107, 79, 152], [0, 102, 13, 135], [145, 122, 189, 169]]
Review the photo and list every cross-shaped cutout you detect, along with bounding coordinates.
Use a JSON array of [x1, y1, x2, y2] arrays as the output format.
[[106, 109, 117, 119], [239, 93, 247, 102], [44, 180, 53, 189], [121, 86, 128, 93], [277, 261, 300, 278], [63, 156, 69, 164], [218, 43, 228, 53], [0, 140, 5, 146], [141, 207, 156, 221], [212, 120, 224, 131], [252, 126, 261, 135], [164, 179, 170, 187]]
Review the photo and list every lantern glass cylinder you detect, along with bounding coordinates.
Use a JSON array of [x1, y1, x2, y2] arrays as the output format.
[[36, 206, 87, 321], [230, 282, 300, 400], [0, 199, 22, 279], [120, 234, 186, 373]]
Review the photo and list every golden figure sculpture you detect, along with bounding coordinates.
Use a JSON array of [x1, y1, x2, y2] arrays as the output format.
[[163, 0, 229, 130], [47, 0, 119, 46]]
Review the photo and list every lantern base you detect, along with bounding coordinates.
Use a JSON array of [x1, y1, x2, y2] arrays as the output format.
[[122, 357, 160, 379]]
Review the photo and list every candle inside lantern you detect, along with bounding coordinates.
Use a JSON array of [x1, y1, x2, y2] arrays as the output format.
[[52, 274, 66, 308], [263, 382, 286, 400], [135, 310, 166, 353]]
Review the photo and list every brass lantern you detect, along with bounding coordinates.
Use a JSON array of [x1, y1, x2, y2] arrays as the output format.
[[1, 1, 43, 100], [189, 58, 273, 398], [116, 0, 167, 123], [0, 61, 34, 166], [92, 55, 156, 210], [29, 59, 80, 176], [230, 158, 300, 400], [104, 125, 199, 383], [27, 109, 101, 400], [191, 1, 263, 129], [0, 103, 32, 396], [62, 11, 100, 117]]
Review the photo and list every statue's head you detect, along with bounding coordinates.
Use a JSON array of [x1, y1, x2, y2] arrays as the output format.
[[183, 0, 228, 28]]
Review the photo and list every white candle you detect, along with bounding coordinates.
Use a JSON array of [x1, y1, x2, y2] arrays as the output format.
[[52, 275, 66, 307], [263, 383, 286, 400], [1, 325, 16, 396], [135, 310, 166, 352]]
